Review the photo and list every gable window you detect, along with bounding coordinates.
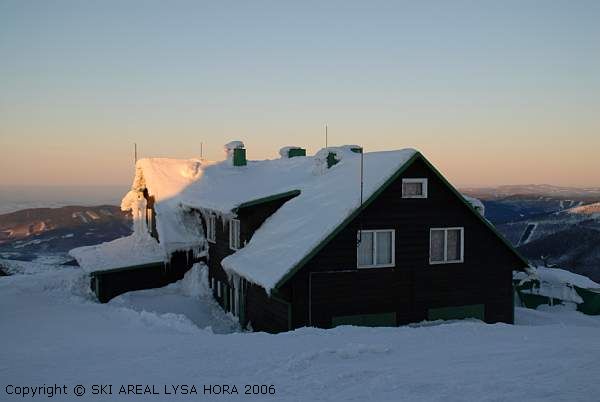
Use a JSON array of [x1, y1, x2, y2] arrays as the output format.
[[402, 178, 428, 198], [229, 219, 241, 250], [357, 230, 395, 268], [206, 214, 216, 243], [430, 227, 464, 264]]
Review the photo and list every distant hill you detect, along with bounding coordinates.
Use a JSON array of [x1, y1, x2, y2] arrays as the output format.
[[462, 184, 600, 201], [0, 205, 132, 264], [462, 185, 600, 224], [517, 226, 600, 282], [462, 185, 600, 283]]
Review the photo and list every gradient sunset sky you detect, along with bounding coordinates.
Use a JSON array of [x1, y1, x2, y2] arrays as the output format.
[[1, 1, 599, 187]]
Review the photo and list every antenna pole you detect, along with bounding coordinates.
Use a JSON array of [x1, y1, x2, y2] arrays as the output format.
[[360, 146, 364, 207], [134, 143, 137, 164], [325, 124, 328, 148], [357, 146, 364, 245], [200, 142, 203, 159]]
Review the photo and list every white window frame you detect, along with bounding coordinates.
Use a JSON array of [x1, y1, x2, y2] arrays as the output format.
[[429, 227, 464, 265], [356, 229, 396, 268], [229, 219, 241, 250], [206, 214, 216, 243], [402, 178, 428, 199]]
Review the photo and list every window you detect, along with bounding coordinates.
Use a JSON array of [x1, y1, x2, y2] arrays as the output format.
[[229, 219, 241, 250], [206, 214, 216, 243], [357, 230, 395, 268], [430, 227, 464, 264], [402, 178, 428, 198]]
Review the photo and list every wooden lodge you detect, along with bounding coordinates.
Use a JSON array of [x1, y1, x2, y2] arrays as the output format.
[[72, 142, 528, 332]]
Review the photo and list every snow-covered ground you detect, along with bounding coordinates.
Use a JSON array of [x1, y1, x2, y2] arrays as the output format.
[[2, 263, 600, 401]]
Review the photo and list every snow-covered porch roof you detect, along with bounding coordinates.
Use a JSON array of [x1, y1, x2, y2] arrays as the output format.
[[69, 233, 165, 274]]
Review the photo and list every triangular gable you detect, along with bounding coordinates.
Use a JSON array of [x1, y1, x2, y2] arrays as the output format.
[[273, 152, 529, 290]]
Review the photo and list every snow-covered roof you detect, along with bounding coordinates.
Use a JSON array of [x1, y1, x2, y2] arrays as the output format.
[[514, 266, 600, 305], [69, 232, 165, 273], [124, 145, 416, 291], [220, 148, 417, 291], [126, 158, 207, 254], [515, 267, 600, 290]]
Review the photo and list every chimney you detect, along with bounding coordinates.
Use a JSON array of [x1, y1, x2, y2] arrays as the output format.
[[326, 152, 339, 168], [326, 145, 361, 168], [233, 148, 246, 166], [224, 141, 246, 166], [280, 146, 306, 159]]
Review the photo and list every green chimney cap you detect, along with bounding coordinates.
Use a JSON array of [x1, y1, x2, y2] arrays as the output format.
[[288, 148, 306, 158], [233, 148, 247, 166]]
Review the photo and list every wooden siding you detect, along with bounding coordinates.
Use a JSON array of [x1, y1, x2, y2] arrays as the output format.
[[284, 156, 523, 329], [91, 250, 199, 303], [246, 284, 290, 333], [204, 194, 297, 331], [309, 269, 412, 327]]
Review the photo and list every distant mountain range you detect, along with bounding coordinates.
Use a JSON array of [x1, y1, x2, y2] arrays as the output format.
[[0, 185, 128, 215], [461, 184, 600, 200], [0, 205, 131, 264], [462, 186, 600, 282], [1, 184, 599, 282]]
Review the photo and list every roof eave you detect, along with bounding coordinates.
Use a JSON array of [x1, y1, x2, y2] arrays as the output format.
[[233, 189, 302, 213]]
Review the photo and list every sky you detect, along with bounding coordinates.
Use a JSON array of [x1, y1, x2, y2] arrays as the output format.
[[1, 0, 599, 187]]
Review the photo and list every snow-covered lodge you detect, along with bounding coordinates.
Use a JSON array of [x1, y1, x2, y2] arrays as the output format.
[[71, 141, 529, 332]]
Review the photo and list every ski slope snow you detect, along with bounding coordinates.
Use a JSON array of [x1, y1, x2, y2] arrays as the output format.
[[1, 263, 600, 401]]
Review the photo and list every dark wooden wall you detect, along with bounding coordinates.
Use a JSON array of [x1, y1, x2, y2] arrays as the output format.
[[205, 195, 296, 332], [92, 250, 199, 303], [283, 156, 524, 329], [245, 283, 290, 333]]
